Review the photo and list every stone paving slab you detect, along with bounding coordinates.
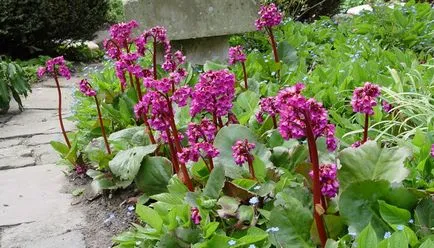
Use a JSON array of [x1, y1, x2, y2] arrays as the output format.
[[40, 76, 79, 88], [2, 230, 86, 248], [0, 165, 78, 226], [25, 133, 62, 146], [0, 109, 74, 139], [21, 87, 74, 110]]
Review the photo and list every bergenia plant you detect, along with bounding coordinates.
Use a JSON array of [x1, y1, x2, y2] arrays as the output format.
[[37, 56, 71, 148], [351, 82, 381, 145], [270, 82, 338, 246], [255, 3, 283, 64], [78, 79, 111, 155], [228, 45, 248, 89]]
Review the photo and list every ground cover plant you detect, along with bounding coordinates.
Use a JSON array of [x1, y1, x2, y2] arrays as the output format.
[[46, 1, 433, 247]]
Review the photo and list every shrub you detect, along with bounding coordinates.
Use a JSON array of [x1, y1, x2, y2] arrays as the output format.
[[0, 0, 110, 58], [269, 0, 342, 21], [0, 58, 32, 113]]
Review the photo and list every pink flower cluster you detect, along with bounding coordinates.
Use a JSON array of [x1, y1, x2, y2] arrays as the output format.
[[431, 144, 434, 157], [136, 91, 171, 131], [274, 83, 337, 151], [104, 20, 139, 59], [191, 207, 201, 225], [190, 70, 236, 118], [78, 79, 96, 97], [138, 26, 171, 55], [351, 82, 381, 115], [309, 164, 339, 198], [178, 119, 219, 164], [254, 3, 283, 30], [382, 100, 393, 113], [232, 139, 256, 165], [37, 56, 71, 79], [228, 46, 246, 65], [256, 97, 277, 124]]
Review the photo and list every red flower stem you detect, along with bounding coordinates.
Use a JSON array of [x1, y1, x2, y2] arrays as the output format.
[[246, 154, 256, 180], [304, 113, 327, 247], [212, 112, 218, 128], [208, 156, 215, 171], [94, 96, 111, 154], [266, 27, 279, 63], [142, 115, 156, 144], [135, 76, 142, 100], [124, 42, 136, 90], [218, 117, 223, 128], [165, 128, 179, 174], [362, 113, 369, 144], [153, 38, 157, 80], [272, 115, 277, 129], [241, 62, 248, 90], [166, 99, 194, 191], [53, 72, 71, 148]]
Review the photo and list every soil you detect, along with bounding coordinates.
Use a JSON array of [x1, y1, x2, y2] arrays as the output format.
[[64, 175, 140, 248]]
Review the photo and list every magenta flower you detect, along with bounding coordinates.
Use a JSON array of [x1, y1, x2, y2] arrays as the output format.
[[309, 164, 339, 198], [137, 91, 171, 131], [254, 3, 283, 30], [109, 20, 138, 46], [431, 144, 434, 157], [382, 100, 393, 114], [37, 56, 71, 79], [141, 26, 171, 54], [178, 147, 200, 164], [78, 79, 96, 97], [115, 61, 128, 88], [190, 70, 236, 118], [228, 46, 246, 65], [186, 119, 217, 144], [163, 50, 186, 72], [351, 82, 381, 115], [351, 140, 362, 148], [232, 139, 256, 165], [275, 83, 337, 151], [172, 86, 192, 107], [191, 207, 201, 225]]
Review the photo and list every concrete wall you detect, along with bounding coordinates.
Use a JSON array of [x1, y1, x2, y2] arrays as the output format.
[[123, 0, 259, 40]]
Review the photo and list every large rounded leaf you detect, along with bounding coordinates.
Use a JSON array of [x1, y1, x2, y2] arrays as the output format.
[[109, 145, 157, 181], [213, 125, 272, 179], [338, 141, 411, 190], [135, 156, 172, 195], [339, 180, 391, 236]]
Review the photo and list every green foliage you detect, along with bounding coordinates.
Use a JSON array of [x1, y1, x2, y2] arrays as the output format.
[[0, 0, 109, 58], [107, 0, 125, 23], [0, 58, 31, 112]]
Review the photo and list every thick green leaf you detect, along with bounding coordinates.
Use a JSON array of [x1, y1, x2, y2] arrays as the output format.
[[109, 126, 150, 149], [419, 239, 434, 248], [277, 41, 298, 66], [339, 180, 391, 235], [414, 198, 434, 237], [267, 192, 313, 247], [357, 224, 378, 248], [109, 145, 157, 180], [204, 222, 220, 239], [50, 141, 70, 156], [203, 165, 225, 199], [338, 141, 411, 190], [135, 156, 172, 195], [232, 91, 259, 125], [135, 204, 163, 232], [203, 61, 227, 72], [213, 125, 272, 179], [378, 200, 411, 226]]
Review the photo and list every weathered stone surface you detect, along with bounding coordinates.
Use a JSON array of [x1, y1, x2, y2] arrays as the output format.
[[25, 133, 62, 146], [33, 144, 60, 165], [0, 157, 35, 170], [40, 76, 79, 88], [124, 0, 258, 40], [0, 109, 74, 139], [1, 224, 85, 248], [0, 165, 79, 226], [173, 35, 229, 64], [347, 4, 373, 15], [0, 145, 32, 159], [0, 138, 22, 148], [21, 87, 73, 110]]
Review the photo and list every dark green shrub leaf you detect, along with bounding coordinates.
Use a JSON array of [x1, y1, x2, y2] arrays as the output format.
[[135, 156, 172, 195], [109, 145, 157, 181]]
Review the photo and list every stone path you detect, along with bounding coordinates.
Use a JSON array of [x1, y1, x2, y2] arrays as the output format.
[[0, 76, 87, 248]]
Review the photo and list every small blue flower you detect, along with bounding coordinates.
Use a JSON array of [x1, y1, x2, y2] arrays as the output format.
[[396, 225, 404, 231], [253, 185, 261, 190], [249, 197, 259, 205], [384, 232, 392, 239], [127, 205, 135, 211], [248, 245, 256, 248], [409, 219, 414, 224], [266, 227, 280, 233], [228, 240, 236, 246]]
